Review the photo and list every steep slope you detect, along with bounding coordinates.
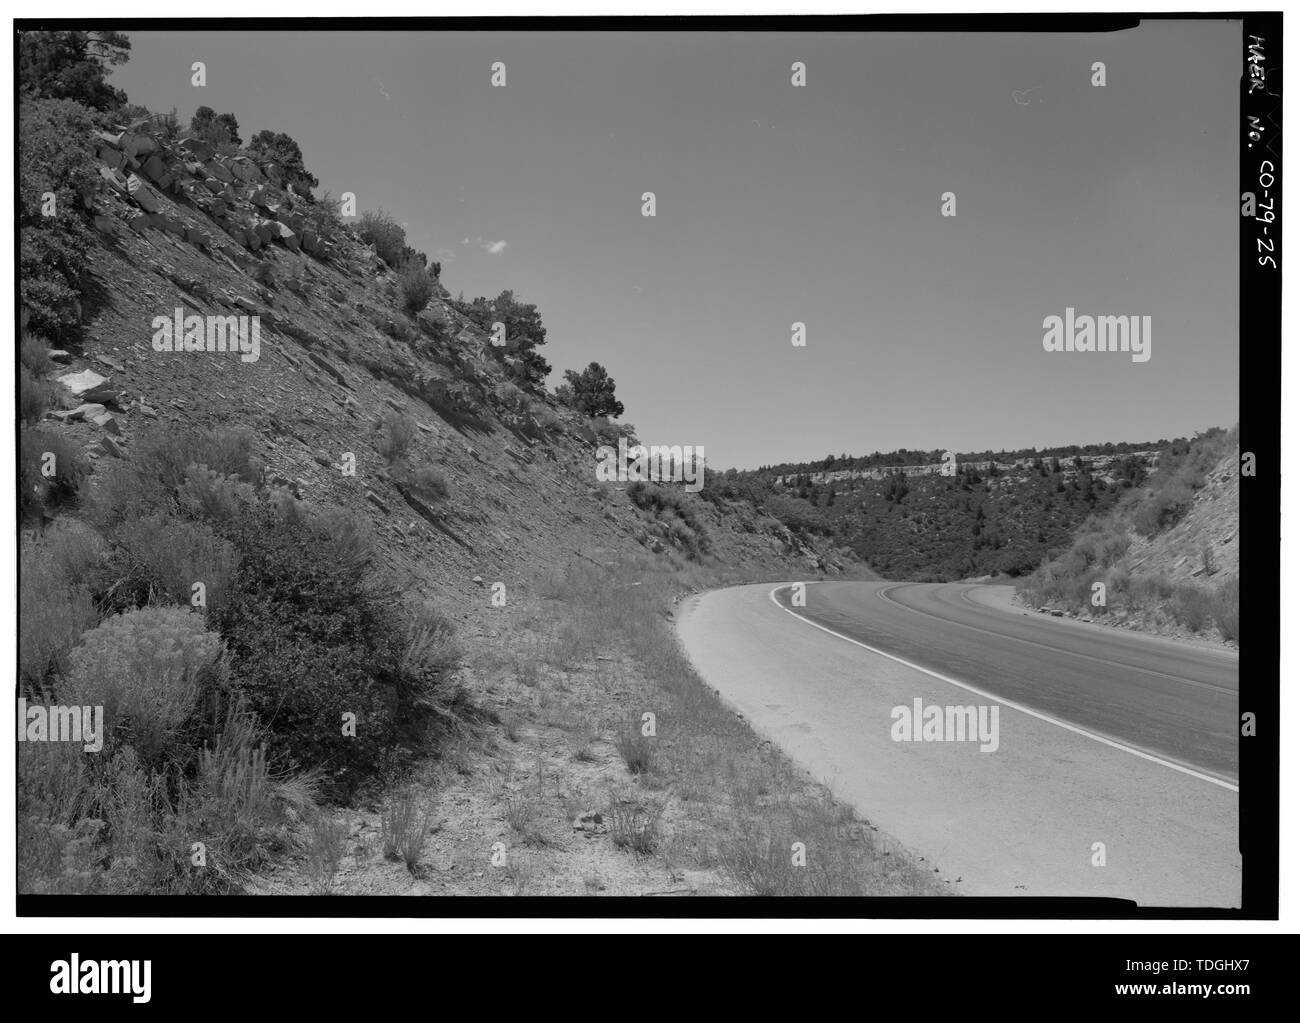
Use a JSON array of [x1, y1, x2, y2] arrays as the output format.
[[1125, 450, 1239, 583], [45, 121, 842, 618], [1016, 429, 1239, 645], [23, 113, 909, 898]]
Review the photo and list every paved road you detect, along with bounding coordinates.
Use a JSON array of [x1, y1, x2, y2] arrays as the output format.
[[675, 581, 1240, 905], [780, 580, 1239, 783]]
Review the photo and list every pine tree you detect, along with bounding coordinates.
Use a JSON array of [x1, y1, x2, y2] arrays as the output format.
[[18, 31, 131, 111], [561, 362, 624, 418]]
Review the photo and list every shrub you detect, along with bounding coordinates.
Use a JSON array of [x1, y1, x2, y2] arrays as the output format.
[[304, 809, 349, 894], [417, 307, 451, 343], [407, 465, 450, 503], [20, 328, 55, 375], [22, 230, 87, 341], [420, 376, 492, 431], [716, 792, 897, 896], [494, 380, 529, 413], [504, 785, 547, 847], [41, 517, 111, 589], [17, 734, 104, 894], [19, 96, 99, 340], [87, 426, 261, 530], [17, 736, 92, 828], [190, 106, 241, 147], [103, 708, 312, 895], [627, 480, 668, 515], [114, 513, 240, 618], [19, 540, 97, 690], [177, 465, 258, 525], [1131, 480, 1194, 537], [175, 707, 301, 891], [85, 460, 166, 530], [75, 747, 172, 894], [245, 129, 318, 192], [18, 572, 321, 896], [1101, 565, 1130, 604], [60, 606, 221, 766], [260, 485, 307, 530], [302, 191, 345, 244], [135, 426, 262, 495], [1171, 583, 1213, 633], [17, 814, 105, 894], [626, 480, 712, 559], [607, 793, 665, 856], [613, 717, 655, 775], [20, 427, 89, 523], [665, 519, 705, 560], [1211, 575, 1239, 642], [310, 504, 376, 575], [398, 603, 461, 689], [357, 209, 408, 267], [532, 405, 564, 434], [376, 411, 417, 463], [1127, 573, 1175, 611], [1076, 526, 1130, 569], [380, 785, 435, 873], [20, 367, 56, 424], [91, 747, 170, 893], [120, 105, 182, 142], [399, 260, 433, 317], [592, 416, 638, 449], [214, 506, 452, 796]]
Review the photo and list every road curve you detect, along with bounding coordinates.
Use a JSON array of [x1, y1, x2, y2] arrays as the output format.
[[675, 580, 1240, 906], [782, 580, 1239, 783]]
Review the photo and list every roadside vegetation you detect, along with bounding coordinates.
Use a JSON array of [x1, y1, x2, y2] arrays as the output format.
[[18, 425, 464, 894], [456, 556, 947, 896], [1016, 426, 1239, 643], [19, 27, 1123, 899], [626, 481, 713, 561]]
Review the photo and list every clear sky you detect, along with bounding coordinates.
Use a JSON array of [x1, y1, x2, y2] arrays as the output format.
[[110, 21, 1241, 469]]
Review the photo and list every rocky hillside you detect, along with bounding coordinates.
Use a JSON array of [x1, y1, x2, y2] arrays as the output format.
[[1125, 449, 1239, 583], [22, 95, 903, 898], [38, 118, 845, 616], [1016, 427, 1239, 645]]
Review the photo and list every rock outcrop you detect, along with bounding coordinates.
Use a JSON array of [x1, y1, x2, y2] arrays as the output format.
[[86, 120, 343, 269]]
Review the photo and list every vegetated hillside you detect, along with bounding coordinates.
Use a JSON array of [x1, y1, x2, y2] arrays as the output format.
[[760, 440, 1165, 483], [18, 91, 858, 895], [22, 109, 842, 596], [1016, 426, 1239, 645], [712, 448, 1159, 582]]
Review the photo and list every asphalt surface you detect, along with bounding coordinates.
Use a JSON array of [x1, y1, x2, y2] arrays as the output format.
[[675, 580, 1240, 905], [777, 580, 1239, 784]]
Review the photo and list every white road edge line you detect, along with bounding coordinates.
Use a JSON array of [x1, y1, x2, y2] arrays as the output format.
[[767, 584, 1239, 793]]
